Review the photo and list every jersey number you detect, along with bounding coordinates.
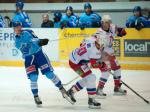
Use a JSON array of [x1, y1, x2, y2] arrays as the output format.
[[77, 43, 87, 56]]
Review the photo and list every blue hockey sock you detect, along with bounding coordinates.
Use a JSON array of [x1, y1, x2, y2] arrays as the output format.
[[45, 71, 62, 88], [29, 74, 38, 96]]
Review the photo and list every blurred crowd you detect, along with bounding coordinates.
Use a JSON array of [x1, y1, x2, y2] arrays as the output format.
[[0, 0, 150, 30]]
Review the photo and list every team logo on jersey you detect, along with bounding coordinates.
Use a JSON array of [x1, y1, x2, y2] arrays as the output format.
[[40, 64, 49, 70], [26, 65, 36, 74]]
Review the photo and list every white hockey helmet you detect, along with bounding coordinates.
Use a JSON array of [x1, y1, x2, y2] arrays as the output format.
[[92, 32, 108, 48], [101, 15, 112, 23]]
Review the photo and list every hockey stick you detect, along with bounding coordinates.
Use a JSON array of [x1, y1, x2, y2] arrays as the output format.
[[62, 76, 80, 86], [109, 71, 150, 104]]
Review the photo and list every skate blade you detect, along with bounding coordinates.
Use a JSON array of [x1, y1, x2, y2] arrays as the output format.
[[36, 104, 42, 108], [88, 105, 101, 109], [113, 92, 127, 96], [64, 96, 75, 105], [95, 95, 106, 99], [63, 94, 75, 105]]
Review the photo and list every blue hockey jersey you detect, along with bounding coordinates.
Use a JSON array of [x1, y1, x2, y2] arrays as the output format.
[[79, 12, 101, 28], [60, 14, 78, 28], [13, 11, 32, 27], [15, 30, 41, 58], [0, 15, 5, 28], [126, 15, 150, 28]]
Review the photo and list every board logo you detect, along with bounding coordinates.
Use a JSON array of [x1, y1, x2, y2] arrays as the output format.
[[124, 40, 150, 57]]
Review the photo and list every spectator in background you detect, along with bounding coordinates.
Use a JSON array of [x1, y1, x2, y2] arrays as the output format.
[[13, 0, 32, 27], [126, 6, 150, 30], [60, 6, 78, 28], [79, 2, 101, 29], [53, 11, 62, 28], [0, 15, 5, 28], [4, 16, 12, 27], [41, 14, 54, 28]]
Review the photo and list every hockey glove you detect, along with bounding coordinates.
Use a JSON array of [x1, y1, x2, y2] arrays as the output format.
[[117, 28, 127, 37], [39, 39, 49, 46], [135, 18, 144, 31]]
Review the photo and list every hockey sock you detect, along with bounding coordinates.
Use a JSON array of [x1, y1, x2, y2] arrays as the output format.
[[73, 82, 84, 93], [29, 74, 38, 96], [87, 88, 96, 96], [113, 69, 121, 88], [31, 82, 38, 96], [45, 71, 62, 88], [98, 71, 109, 88]]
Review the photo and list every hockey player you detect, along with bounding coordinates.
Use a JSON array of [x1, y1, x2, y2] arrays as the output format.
[[79, 3, 101, 29], [60, 6, 78, 28], [90, 15, 127, 97], [12, 21, 73, 106], [126, 6, 150, 30], [13, 0, 32, 27], [67, 33, 108, 109], [0, 15, 5, 28], [53, 11, 62, 28]]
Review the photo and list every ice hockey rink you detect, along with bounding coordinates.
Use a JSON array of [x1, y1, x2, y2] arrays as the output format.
[[0, 67, 150, 112]]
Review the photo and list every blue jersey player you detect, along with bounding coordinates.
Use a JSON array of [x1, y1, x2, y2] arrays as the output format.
[[79, 3, 101, 29], [0, 15, 5, 28], [53, 11, 62, 28], [126, 6, 150, 30], [13, 0, 32, 27], [60, 6, 79, 28], [12, 21, 74, 106]]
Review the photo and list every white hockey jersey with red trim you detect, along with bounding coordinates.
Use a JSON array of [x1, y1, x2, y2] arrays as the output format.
[[96, 24, 117, 55], [97, 24, 116, 47], [69, 39, 102, 64]]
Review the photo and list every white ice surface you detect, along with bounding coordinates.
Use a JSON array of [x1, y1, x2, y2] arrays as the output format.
[[0, 66, 150, 112]]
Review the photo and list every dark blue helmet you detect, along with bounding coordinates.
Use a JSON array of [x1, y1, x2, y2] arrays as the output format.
[[133, 6, 141, 12], [84, 3, 92, 9], [12, 21, 22, 27], [16, 0, 24, 10], [54, 11, 62, 19], [66, 6, 73, 12]]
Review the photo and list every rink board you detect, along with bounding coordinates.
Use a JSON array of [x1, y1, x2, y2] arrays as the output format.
[[0, 28, 150, 70]]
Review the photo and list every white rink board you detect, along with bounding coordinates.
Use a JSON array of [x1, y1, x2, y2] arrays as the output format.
[[0, 28, 59, 61], [0, 67, 150, 112]]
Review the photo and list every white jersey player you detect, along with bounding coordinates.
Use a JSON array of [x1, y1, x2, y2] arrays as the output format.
[[90, 15, 127, 97], [67, 34, 108, 109]]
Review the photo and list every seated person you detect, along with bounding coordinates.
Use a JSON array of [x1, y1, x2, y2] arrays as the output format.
[[41, 14, 54, 28], [53, 11, 62, 28], [0, 15, 5, 28], [60, 6, 78, 28], [79, 2, 101, 29], [126, 6, 150, 30], [13, 0, 32, 27]]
